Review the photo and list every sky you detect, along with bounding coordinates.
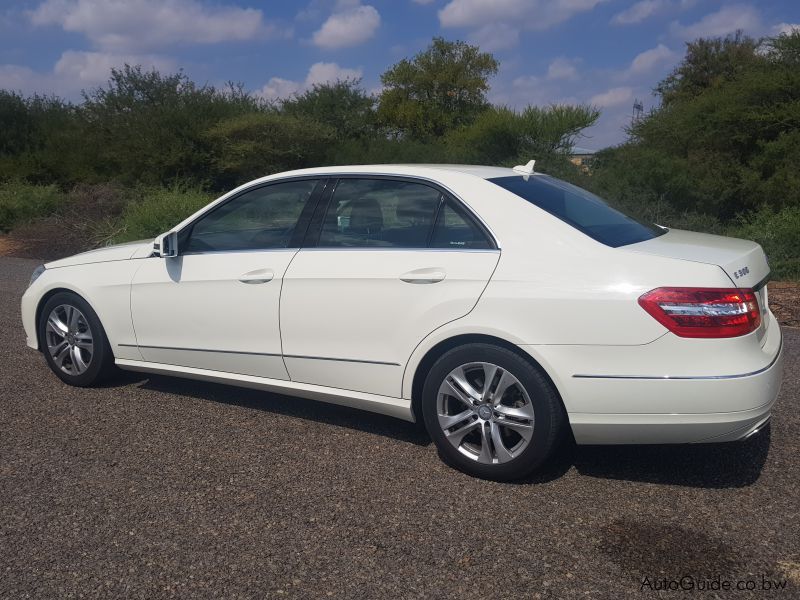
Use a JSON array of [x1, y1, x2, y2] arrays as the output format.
[[1, 0, 798, 149]]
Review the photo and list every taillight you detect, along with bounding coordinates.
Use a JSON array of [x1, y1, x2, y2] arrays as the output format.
[[638, 287, 761, 338]]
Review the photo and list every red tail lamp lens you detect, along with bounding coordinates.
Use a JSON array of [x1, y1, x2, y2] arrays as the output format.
[[638, 287, 761, 338]]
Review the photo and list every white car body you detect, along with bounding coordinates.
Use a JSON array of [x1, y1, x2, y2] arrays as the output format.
[[21, 164, 783, 447]]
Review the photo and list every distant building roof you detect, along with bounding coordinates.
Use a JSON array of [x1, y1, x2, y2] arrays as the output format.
[[571, 146, 596, 156]]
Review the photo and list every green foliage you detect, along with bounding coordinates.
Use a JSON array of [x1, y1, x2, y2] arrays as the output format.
[[205, 112, 335, 188], [80, 66, 264, 186], [282, 80, 376, 140], [446, 105, 600, 165], [727, 205, 800, 279], [114, 186, 213, 243], [655, 32, 761, 106], [378, 38, 499, 138], [0, 181, 65, 232]]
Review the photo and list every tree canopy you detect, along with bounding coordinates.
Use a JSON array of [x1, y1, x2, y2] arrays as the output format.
[[378, 38, 499, 138]]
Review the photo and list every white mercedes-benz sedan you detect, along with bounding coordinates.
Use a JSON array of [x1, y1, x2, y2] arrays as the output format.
[[21, 164, 783, 480]]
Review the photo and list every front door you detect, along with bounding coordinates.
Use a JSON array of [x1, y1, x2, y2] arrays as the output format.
[[280, 177, 500, 397], [130, 178, 322, 379]]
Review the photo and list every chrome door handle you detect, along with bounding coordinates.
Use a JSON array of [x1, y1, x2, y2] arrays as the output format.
[[239, 269, 274, 284], [399, 268, 446, 284]]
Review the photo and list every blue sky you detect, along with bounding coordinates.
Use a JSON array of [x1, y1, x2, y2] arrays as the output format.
[[1, 0, 798, 148]]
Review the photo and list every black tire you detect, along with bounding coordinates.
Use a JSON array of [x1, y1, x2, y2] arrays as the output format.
[[38, 291, 117, 387], [421, 343, 565, 481]]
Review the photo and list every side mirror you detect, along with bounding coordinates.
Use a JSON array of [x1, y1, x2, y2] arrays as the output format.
[[154, 231, 179, 258]]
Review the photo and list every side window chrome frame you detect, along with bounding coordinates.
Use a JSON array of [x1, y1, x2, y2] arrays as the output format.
[[176, 176, 328, 256], [300, 173, 499, 251]]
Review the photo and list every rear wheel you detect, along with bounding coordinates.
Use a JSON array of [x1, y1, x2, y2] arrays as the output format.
[[422, 343, 565, 481], [38, 292, 116, 387]]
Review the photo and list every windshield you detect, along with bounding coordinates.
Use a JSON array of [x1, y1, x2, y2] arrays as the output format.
[[488, 174, 666, 248]]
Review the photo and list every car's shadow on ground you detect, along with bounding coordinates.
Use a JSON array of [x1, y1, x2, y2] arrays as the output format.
[[561, 428, 771, 489], [115, 372, 771, 488], [117, 372, 432, 447]]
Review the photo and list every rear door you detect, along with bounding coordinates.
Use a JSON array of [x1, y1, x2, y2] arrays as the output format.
[[280, 177, 500, 398]]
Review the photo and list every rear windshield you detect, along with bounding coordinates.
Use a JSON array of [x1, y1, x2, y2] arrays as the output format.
[[488, 174, 666, 247]]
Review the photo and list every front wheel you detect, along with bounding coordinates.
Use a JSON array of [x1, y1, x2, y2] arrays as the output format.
[[421, 343, 565, 481], [38, 292, 116, 387]]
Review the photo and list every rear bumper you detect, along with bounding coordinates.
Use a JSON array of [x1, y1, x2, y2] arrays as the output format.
[[520, 315, 784, 445]]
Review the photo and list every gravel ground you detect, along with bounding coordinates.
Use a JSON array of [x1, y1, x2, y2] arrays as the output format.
[[1, 256, 798, 599]]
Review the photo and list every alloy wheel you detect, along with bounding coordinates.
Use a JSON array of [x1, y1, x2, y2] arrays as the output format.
[[45, 304, 94, 376], [436, 362, 535, 464]]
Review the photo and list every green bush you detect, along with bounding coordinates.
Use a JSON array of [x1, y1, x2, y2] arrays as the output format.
[[113, 186, 213, 243], [725, 205, 800, 279], [0, 181, 65, 232]]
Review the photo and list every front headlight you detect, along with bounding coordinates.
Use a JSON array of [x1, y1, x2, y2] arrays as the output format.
[[29, 264, 46, 288]]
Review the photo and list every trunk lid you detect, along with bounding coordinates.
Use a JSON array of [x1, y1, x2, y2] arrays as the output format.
[[626, 229, 770, 288]]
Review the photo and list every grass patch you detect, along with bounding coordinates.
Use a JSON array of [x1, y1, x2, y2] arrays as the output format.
[[0, 181, 65, 232], [725, 205, 800, 280], [112, 186, 213, 243]]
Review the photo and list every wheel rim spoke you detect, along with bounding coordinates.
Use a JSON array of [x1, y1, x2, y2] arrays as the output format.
[[445, 419, 480, 446], [477, 424, 493, 463], [497, 418, 534, 441], [490, 370, 515, 406], [67, 306, 80, 330], [438, 409, 474, 430], [71, 346, 88, 372], [494, 402, 535, 421], [54, 342, 70, 367], [444, 379, 475, 409], [490, 421, 514, 463], [480, 364, 499, 402], [47, 315, 68, 336], [449, 366, 482, 404]]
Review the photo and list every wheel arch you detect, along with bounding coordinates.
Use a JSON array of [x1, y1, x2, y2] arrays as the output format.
[[407, 333, 567, 424]]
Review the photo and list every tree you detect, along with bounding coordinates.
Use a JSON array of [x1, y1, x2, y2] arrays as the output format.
[[81, 65, 263, 185], [445, 105, 600, 167], [378, 38, 498, 138], [205, 112, 335, 187], [655, 31, 760, 106], [281, 80, 376, 140]]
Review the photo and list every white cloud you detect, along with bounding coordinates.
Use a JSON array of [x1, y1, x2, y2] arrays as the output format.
[[589, 86, 633, 108], [256, 62, 363, 101], [0, 51, 176, 97], [670, 5, 762, 40], [773, 22, 800, 36], [29, 0, 283, 52], [625, 44, 676, 76], [468, 23, 520, 52], [611, 0, 665, 25], [312, 4, 380, 49], [438, 0, 607, 49], [547, 57, 579, 81]]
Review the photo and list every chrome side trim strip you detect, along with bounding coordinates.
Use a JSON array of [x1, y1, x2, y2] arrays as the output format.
[[117, 344, 399, 366], [118, 343, 281, 358], [572, 336, 782, 381], [283, 354, 400, 367]]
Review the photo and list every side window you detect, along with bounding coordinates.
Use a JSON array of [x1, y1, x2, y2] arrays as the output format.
[[184, 180, 318, 253], [318, 179, 441, 248], [430, 201, 492, 249]]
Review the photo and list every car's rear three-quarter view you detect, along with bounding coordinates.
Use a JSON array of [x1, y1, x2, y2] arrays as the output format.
[[20, 163, 784, 480]]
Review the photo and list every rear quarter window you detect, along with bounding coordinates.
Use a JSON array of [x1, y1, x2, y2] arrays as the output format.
[[489, 175, 665, 247]]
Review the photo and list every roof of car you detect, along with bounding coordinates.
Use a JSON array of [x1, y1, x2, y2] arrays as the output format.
[[279, 164, 521, 180]]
